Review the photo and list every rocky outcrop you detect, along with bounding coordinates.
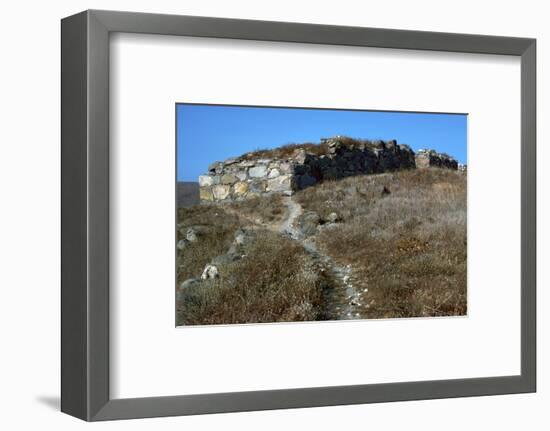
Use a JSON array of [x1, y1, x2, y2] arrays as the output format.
[[199, 136, 458, 202]]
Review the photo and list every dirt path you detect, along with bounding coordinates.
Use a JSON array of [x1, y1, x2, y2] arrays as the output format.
[[222, 195, 363, 320], [278, 196, 304, 240], [278, 196, 362, 320]]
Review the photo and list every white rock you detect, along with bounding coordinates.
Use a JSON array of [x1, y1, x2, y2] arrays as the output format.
[[327, 212, 339, 223], [249, 165, 268, 178], [198, 175, 214, 187], [201, 264, 219, 280], [268, 168, 280, 179], [186, 228, 198, 242], [266, 174, 292, 192]]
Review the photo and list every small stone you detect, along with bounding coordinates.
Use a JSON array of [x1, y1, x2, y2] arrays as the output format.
[[327, 212, 339, 223], [298, 211, 320, 237], [177, 239, 188, 250], [201, 264, 219, 280], [186, 228, 198, 242], [234, 229, 248, 245]]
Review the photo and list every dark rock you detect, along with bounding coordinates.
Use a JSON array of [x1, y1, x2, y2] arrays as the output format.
[[297, 174, 317, 189]]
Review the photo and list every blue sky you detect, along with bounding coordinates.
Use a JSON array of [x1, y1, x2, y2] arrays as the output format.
[[176, 104, 467, 182]]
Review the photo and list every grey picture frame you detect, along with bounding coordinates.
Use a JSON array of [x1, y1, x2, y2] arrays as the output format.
[[61, 9, 537, 421]]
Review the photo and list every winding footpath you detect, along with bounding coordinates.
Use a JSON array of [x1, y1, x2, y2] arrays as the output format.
[[278, 196, 363, 320]]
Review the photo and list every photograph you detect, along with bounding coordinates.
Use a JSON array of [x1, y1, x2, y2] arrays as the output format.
[[176, 104, 467, 326]]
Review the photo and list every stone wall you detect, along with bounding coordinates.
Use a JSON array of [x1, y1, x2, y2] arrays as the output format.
[[199, 137, 458, 202], [415, 149, 458, 170], [199, 158, 294, 201]]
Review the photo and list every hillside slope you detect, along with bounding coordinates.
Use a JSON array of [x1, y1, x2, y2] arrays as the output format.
[[176, 168, 466, 325]]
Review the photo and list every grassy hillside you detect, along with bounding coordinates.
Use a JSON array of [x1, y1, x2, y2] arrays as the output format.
[[176, 168, 466, 325], [176, 195, 334, 325], [294, 168, 467, 318]]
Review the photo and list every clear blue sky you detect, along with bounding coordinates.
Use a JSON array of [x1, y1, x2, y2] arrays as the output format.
[[176, 104, 467, 182]]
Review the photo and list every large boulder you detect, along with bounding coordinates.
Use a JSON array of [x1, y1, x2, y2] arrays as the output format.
[[249, 165, 268, 178], [212, 184, 230, 200], [268, 168, 280, 178], [198, 175, 215, 187], [232, 181, 249, 196], [221, 173, 239, 185], [199, 187, 214, 201], [267, 174, 292, 192]]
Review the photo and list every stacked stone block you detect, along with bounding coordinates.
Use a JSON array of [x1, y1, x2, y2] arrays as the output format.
[[415, 149, 458, 170], [199, 137, 457, 202]]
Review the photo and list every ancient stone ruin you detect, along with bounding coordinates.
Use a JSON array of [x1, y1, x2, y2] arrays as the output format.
[[199, 136, 460, 202], [415, 149, 459, 170]]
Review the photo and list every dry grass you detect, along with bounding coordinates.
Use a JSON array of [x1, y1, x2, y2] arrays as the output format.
[[224, 193, 286, 225], [242, 136, 377, 160], [176, 230, 333, 325], [177, 168, 466, 324], [242, 142, 328, 160], [294, 168, 467, 318], [176, 205, 241, 282]]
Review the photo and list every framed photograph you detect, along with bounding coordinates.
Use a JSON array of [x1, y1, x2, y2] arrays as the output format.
[[61, 10, 536, 421]]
